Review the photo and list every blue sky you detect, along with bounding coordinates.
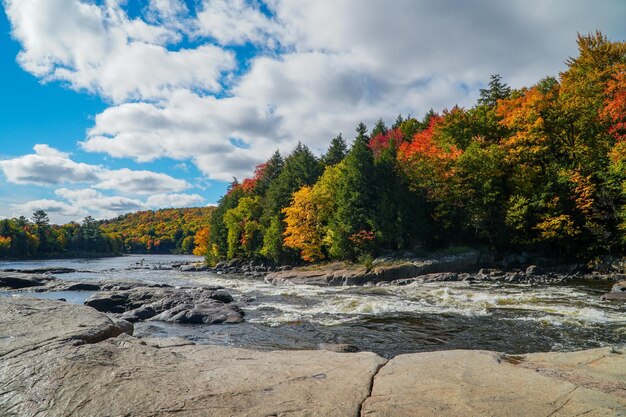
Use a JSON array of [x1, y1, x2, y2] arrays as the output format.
[[0, 0, 625, 223]]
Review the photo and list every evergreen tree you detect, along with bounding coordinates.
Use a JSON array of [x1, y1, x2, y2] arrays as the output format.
[[328, 123, 377, 259], [478, 74, 511, 107], [322, 134, 348, 166]]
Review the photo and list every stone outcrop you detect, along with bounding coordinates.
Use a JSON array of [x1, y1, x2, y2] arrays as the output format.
[[84, 286, 244, 324], [0, 298, 384, 417], [602, 280, 626, 302], [265, 251, 482, 287], [0, 271, 54, 289], [1, 297, 625, 416], [362, 348, 626, 416]]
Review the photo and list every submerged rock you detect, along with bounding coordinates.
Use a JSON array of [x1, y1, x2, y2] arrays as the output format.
[[85, 286, 244, 324]]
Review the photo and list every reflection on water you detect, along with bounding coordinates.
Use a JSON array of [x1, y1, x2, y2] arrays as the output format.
[[2, 255, 624, 357]]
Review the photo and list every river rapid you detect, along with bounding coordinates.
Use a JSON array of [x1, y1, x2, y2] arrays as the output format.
[[1, 255, 624, 358]]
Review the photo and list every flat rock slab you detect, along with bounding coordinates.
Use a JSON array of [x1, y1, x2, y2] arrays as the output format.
[[0, 297, 126, 359], [0, 298, 385, 417], [362, 349, 626, 416]]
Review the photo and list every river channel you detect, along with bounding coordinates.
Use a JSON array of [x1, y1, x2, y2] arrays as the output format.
[[1, 255, 624, 358]]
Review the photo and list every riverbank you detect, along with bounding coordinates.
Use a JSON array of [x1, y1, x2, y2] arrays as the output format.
[[1, 297, 624, 416]]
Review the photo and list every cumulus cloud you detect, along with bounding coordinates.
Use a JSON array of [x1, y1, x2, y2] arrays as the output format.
[[145, 193, 204, 208], [0, 145, 191, 194], [0, 144, 100, 185], [194, 0, 279, 46], [95, 168, 189, 195], [5, 0, 626, 185], [12, 199, 83, 217], [4, 0, 235, 102]]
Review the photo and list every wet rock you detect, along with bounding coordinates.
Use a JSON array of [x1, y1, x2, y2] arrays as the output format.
[[0, 272, 54, 289], [65, 282, 101, 291], [380, 273, 460, 286], [150, 302, 244, 324], [2, 267, 77, 274], [601, 280, 626, 302], [85, 286, 244, 324], [611, 280, 626, 293], [318, 343, 360, 353], [525, 265, 544, 275]]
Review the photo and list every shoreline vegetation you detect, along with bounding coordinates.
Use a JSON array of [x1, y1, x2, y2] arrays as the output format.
[[192, 32, 626, 271]]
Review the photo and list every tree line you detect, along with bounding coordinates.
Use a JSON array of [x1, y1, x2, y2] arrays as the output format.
[[194, 32, 626, 265], [0, 207, 213, 258]]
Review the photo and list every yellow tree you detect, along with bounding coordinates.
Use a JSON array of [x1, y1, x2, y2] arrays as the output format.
[[283, 163, 343, 262]]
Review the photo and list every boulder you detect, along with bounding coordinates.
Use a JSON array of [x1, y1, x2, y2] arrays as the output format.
[[601, 280, 626, 302], [526, 264, 545, 275], [85, 286, 244, 324]]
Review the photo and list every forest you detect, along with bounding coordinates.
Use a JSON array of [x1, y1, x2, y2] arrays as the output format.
[[0, 207, 213, 258], [195, 32, 626, 266]]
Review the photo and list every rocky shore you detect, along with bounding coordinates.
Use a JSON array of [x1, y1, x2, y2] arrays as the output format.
[[0, 297, 624, 416]]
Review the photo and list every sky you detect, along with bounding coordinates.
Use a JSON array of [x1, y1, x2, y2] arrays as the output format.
[[0, 0, 625, 224]]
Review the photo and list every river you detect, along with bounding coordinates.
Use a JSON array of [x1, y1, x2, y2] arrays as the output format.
[[1, 255, 624, 358]]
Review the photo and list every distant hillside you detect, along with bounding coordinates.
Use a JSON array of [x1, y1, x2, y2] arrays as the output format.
[[100, 207, 214, 254]]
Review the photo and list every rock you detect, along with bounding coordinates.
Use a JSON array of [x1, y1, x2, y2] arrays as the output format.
[[318, 343, 360, 353], [0, 298, 385, 417], [0, 297, 126, 359], [150, 302, 244, 324], [0, 272, 53, 289], [380, 273, 460, 286], [85, 286, 244, 324], [526, 265, 545, 275], [1, 297, 624, 417], [112, 318, 134, 336], [611, 280, 626, 293], [266, 250, 480, 287], [64, 282, 101, 291], [601, 280, 626, 302], [362, 348, 626, 416]]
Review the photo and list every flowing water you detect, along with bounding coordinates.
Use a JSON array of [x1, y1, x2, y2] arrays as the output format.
[[2, 255, 624, 358]]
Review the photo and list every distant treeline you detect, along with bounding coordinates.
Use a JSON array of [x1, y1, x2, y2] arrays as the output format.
[[0, 207, 214, 259], [193, 32, 626, 265]]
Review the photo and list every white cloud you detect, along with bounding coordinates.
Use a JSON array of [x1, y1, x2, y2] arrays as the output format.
[[0, 144, 100, 185], [4, 0, 235, 103], [95, 168, 189, 195], [0, 145, 191, 194], [54, 188, 144, 219], [194, 0, 279, 46], [12, 199, 83, 217], [4, 0, 626, 185], [145, 193, 204, 208]]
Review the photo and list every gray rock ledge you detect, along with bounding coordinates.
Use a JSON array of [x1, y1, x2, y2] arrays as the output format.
[[1, 297, 624, 416]]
